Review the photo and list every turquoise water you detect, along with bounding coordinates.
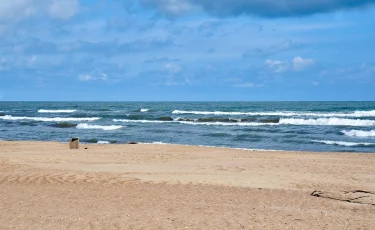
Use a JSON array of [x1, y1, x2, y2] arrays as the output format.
[[1, 101, 375, 152]]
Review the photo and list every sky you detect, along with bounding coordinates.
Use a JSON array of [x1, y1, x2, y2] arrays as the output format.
[[0, 0, 375, 101]]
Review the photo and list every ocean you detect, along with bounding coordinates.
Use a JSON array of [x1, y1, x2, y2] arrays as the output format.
[[0, 101, 375, 152]]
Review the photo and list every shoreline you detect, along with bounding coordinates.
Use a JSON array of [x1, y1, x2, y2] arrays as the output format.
[[2, 140, 374, 189], [3, 139, 375, 154], [1, 140, 374, 229]]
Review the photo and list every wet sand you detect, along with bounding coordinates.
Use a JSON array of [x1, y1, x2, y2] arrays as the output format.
[[0, 141, 374, 229]]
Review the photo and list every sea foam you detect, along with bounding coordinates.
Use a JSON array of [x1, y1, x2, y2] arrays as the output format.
[[38, 109, 76, 113], [312, 140, 375, 147], [116, 117, 375, 127], [341, 130, 375, 137], [114, 119, 171, 124], [141, 141, 168, 145], [76, 123, 123, 131], [172, 110, 295, 116], [178, 121, 277, 126], [279, 118, 375, 126], [172, 110, 375, 117], [0, 115, 100, 122], [140, 109, 149, 112], [97, 141, 110, 144], [113, 119, 277, 126]]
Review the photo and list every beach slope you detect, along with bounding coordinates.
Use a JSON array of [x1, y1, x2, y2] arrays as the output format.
[[0, 141, 374, 229]]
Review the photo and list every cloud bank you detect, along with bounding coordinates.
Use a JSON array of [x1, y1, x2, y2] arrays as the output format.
[[265, 56, 316, 73], [140, 0, 375, 18], [0, 0, 79, 22]]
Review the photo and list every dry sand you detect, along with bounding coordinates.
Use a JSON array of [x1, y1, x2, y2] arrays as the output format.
[[0, 141, 374, 229]]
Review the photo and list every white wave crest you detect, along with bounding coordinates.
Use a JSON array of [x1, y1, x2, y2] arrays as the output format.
[[140, 109, 149, 112], [153, 141, 167, 144], [139, 142, 169, 145], [38, 109, 76, 113], [172, 110, 375, 117], [279, 118, 375, 126], [353, 110, 375, 117], [0, 115, 100, 122], [97, 141, 110, 144], [312, 140, 375, 147], [76, 123, 123, 131], [113, 119, 277, 126], [114, 119, 170, 124], [172, 110, 289, 116], [341, 130, 375, 137], [178, 121, 277, 126]]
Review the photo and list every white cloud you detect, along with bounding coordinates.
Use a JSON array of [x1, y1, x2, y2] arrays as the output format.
[[233, 82, 254, 87], [244, 40, 305, 57], [293, 56, 315, 71], [141, 0, 375, 18], [78, 74, 95, 81], [100, 73, 108, 81], [0, 0, 79, 23], [164, 63, 182, 74], [141, 0, 197, 17], [232, 82, 263, 87], [0, 1, 36, 21], [265, 56, 315, 73], [0, 57, 6, 71], [265, 59, 288, 73], [29, 55, 37, 64], [47, 0, 79, 20], [78, 72, 109, 81]]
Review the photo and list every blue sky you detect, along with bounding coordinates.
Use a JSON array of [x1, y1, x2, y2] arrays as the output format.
[[0, 0, 375, 101]]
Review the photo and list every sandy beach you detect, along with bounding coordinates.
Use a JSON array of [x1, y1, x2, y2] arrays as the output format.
[[0, 141, 374, 229]]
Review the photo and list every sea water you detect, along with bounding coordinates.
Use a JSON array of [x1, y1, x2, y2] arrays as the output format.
[[0, 101, 375, 152]]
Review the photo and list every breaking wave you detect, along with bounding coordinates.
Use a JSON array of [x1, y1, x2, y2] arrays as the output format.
[[172, 110, 375, 117], [279, 118, 375, 126], [114, 119, 171, 124], [312, 140, 375, 147], [140, 109, 149, 112], [0, 115, 100, 122], [97, 141, 110, 144], [76, 123, 123, 131], [114, 117, 375, 127], [341, 130, 375, 137], [173, 110, 296, 116], [113, 119, 277, 126], [178, 121, 277, 126], [38, 109, 76, 113]]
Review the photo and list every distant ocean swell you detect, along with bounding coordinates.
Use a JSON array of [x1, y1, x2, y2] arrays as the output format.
[[2, 114, 375, 128]]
